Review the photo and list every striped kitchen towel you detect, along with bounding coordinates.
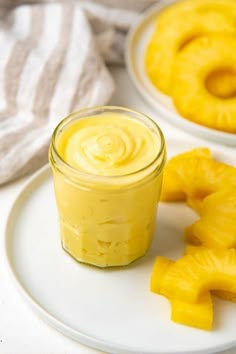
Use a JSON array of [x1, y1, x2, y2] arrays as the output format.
[[0, 0, 158, 185], [0, 2, 115, 184]]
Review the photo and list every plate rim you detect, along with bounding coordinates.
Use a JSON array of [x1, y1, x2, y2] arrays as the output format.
[[125, 0, 236, 147], [3, 164, 236, 354]]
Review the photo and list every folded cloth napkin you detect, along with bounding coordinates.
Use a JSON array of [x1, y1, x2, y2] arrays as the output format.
[[0, 0, 157, 185]]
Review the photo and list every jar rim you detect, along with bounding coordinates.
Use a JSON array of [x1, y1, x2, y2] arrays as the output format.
[[50, 105, 166, 183]]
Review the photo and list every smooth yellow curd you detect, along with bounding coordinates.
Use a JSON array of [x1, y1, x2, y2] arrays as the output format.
[[49, 107, 166, 267]]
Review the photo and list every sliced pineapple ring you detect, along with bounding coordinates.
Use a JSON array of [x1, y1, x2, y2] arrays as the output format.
[[171, 34, 236, 133], [186, 188, 236, 249], [160, 249, 236, 303], [145, 11, 236, 95], [151, 256, 213, 330], [160, 148, 236, 202]]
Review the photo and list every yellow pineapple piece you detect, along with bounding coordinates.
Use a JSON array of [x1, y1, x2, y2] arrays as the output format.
[[184, 245, 236, 302], [171, 292, 213, 330], [145, 11, 236, 95], [150, 256, 173, 293], [161, 148, 236, 202], [161, 147, 211, 201], [171, 34, 236, 133], [160, 248, 236, 303], [186, 188, 236, 249], [151, 256, 213, 330]]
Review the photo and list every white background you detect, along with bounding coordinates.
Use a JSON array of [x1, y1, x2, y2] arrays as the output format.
[[1, 67, 236, 354]]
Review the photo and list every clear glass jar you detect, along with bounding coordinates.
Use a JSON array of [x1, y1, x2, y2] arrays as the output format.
[[49, 106, 166, 267]]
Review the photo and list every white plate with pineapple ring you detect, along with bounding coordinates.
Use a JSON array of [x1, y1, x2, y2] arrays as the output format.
[[4, 138, 236, 354], [125, 0, 236, 146]]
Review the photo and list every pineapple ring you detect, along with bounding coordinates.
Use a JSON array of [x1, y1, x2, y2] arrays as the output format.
[[185, 188, 236, 249], [150, 257, 213, 330], [145, 11, 236, 94], [160, 148, 236, 202], [160, 248, 236, 303], [171, 34, 236, 133]]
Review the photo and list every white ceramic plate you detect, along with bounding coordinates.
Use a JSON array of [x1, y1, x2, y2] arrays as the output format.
[[125, 0, 236, 146], [4, 139, 236, 354]]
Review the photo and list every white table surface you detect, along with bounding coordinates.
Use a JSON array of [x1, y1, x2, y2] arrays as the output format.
[[1, 66, 236, 354]]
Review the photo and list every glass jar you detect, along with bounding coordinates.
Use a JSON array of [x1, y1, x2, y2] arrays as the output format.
[[49, 106, 166, 267]]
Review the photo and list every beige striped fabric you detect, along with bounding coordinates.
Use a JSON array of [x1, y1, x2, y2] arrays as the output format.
[[0, 0, 158, 185], [0, 2, 115, 184]]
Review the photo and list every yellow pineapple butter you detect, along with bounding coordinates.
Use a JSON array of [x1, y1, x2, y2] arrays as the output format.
[[49, 106, 166, 267]]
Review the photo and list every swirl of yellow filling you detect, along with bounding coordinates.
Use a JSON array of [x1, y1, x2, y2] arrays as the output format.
[[57, 113, 160, 177]]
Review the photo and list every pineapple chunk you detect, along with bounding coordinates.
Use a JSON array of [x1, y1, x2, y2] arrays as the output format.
[[160, 248, 236, 303], [151, 256, 213, 330], [161, 148, 211, 201], [186, 188, 236, 249], [161, 148, 236, 202], [171, 292, 213, 330], [185, 245, 236, 302], [150, 256, 173, 293]]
